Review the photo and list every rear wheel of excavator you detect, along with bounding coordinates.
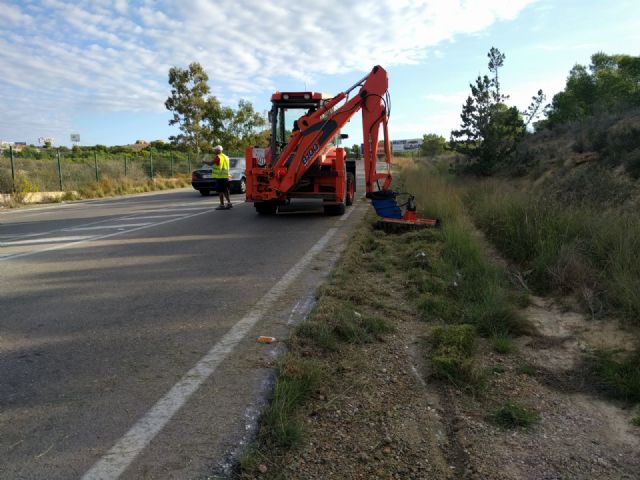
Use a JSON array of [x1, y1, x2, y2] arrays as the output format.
[[323, 203, 346, 216], [345, 172, 355, 206], [254, 201, 278, 215], [324, 167, 348, 216]]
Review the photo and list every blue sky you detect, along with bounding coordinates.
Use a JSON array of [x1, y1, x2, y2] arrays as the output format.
[[1, 0, 639, 148]]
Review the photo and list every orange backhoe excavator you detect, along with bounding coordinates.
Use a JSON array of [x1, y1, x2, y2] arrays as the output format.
[[244, 65, 439, 230]]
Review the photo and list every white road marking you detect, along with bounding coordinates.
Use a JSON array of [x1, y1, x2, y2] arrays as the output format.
[[339, 204, 357, 222], [0, 209, 212, 262], [0, 235, 93, 246], [62, 224, 152, 231], [131, 207, 216, 212], [117, 214, 185, 220], [81, 224, 342, 480]]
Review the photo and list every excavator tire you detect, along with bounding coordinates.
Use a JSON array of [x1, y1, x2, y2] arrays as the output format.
[[324, 203, 346, 216], [345, 173, 355, 206], [255, 201, 278, 215]]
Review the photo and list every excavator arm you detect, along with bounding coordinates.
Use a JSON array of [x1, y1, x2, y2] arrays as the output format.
[[269, 65, 392, 196]]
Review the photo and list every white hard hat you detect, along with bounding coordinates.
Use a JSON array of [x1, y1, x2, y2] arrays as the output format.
[[213, 145, 223, 152]]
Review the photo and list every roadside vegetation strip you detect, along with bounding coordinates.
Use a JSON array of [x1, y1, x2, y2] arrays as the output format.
[[2, 174, 191, 207], [460, 179, 640, 404], [465, 181, 640, 323]]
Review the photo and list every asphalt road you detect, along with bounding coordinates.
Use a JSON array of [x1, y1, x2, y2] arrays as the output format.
[[0, 187, 368, 479]]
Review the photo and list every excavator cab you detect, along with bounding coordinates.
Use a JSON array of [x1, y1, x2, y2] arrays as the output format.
[[268, 92, 325, 164]]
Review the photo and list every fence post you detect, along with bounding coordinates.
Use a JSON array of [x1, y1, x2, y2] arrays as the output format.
[[94, 149, 99, 182], [149, 152, 154, 179], [10, 145, 16, 192], [124, 156, 128, 177], [170, 154, 174, 177], [57, 148, 63, 191], [187, 152, 191, 173]]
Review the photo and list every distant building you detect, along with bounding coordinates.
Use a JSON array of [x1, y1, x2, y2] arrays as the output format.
[[391, 138, 422, 152], [0, 141, 27, 152]]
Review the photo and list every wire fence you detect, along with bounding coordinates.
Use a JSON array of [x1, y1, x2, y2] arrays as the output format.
[[0, 147, 242, 193]]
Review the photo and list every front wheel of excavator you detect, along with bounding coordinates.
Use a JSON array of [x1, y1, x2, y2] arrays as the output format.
[[345, 172, 355, 206], [324, 203, 346, 216]]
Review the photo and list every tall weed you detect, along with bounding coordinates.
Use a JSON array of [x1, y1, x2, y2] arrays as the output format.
[[467, 182, 640, 321], [399, 163, 527, 336]]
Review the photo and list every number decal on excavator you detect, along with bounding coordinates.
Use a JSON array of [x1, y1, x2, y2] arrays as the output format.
[[302, 143, 319, 165]]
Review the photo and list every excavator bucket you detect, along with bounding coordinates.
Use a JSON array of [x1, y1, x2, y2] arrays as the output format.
[[369, 191, 440, 233]]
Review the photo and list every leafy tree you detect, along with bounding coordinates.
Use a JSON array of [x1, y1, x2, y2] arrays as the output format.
[[213, 99, 266, 152], [523, 89, 546, 129], [420, 133, 447, 156], [540, 52, 640, 129], [488, 47, 507, 103], [254, 129, 271, 148], [450, 47, 525, 175], [165, 62, 211, 154], [166, 62, 266, 154], [349, 144, 361, 159]]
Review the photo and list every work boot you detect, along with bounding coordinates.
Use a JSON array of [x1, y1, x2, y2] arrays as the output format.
[[215, 204, 226, 210], [226, 203, 233, 209]]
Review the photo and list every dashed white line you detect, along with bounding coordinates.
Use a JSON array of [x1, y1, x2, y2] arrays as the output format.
[[118, 214, 186, 220], [62, 224, 152, 231], [0, 235, 93, 246]]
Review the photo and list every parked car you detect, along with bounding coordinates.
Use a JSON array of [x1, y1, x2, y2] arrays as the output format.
[[191, 157, 246, 196]]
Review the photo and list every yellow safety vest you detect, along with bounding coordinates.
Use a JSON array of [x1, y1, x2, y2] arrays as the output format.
[[211, 153, 229, 179]]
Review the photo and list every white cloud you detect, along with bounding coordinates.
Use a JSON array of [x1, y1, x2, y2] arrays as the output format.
[[0, 0, 537, 144], [1, 1, 34, 25]]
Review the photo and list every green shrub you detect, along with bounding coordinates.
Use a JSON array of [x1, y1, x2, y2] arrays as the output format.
[[516, 365, 537, 376], [492, 335, 515, 354], [295, 321, 339, 352], [12, 175, 39, 202], [261, 355, 322, 448], [296, 298, 395, 351], [430, 324, 478, 383], [491, 402, 539, 429], [593, 351, 640, 402]]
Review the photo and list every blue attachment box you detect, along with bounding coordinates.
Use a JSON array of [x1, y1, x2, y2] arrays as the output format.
[[371, 197, 402, 219]]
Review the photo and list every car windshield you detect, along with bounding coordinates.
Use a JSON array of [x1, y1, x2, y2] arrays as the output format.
[[230, 158, 244, 169]]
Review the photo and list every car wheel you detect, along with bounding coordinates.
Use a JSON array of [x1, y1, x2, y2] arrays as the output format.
[[199, 189, 210, 196]]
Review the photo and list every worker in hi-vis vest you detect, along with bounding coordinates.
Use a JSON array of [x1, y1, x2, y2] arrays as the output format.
[[205, 145, 232, 210]]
